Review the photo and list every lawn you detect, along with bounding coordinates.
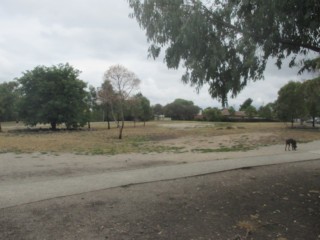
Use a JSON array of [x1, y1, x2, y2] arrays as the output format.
[[0, 121, 319, 155]]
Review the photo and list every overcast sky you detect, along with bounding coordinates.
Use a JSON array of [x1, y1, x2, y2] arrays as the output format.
[[0, 0, 316, 109]]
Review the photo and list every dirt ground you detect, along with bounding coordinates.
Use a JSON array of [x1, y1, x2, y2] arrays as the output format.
[[1, 160, 319, 240]]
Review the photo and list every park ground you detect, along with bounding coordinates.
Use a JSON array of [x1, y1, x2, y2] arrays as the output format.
[[0, 121, 319, 239], [1, 160, 319, 240]]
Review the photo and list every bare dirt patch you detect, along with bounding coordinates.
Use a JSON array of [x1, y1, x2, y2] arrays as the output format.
[[1, 160, 319, 240]]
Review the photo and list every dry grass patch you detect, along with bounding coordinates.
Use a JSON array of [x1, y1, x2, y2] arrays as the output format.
[[0, 121, 319, 154]]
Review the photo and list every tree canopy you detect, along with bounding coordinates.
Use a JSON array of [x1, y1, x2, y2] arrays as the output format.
[[239, 98, 253, 111], [302, 77, 320, 127], [164, 98, 200, 120], [17, 63, 89, 130], [128, 0, 320, 107], [0, 81, 19, 131], [275, 81, 306, 126]]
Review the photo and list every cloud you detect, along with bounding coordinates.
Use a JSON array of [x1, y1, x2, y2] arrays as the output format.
[[0, 0, 316, 110]]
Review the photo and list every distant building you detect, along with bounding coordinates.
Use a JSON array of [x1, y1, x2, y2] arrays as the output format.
[[154, 115, 171, 121], [221, 109, 247, 120]]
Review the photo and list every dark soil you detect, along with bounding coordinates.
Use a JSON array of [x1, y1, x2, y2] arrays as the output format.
[[1, 160, 319, 240]]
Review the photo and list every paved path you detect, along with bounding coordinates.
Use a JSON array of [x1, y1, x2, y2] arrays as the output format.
[[1, 149, 320, 209]]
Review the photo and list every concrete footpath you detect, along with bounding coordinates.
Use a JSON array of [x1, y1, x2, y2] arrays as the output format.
[[1, 149, 320, 209]]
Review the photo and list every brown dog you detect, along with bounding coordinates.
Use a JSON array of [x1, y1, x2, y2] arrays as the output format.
[[285, 138, 297, 151]]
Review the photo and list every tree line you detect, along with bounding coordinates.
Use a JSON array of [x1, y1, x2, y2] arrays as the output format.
[[0, 64, 152, 139], [1, 62, 319, 136], [201, 75, 320, 127]]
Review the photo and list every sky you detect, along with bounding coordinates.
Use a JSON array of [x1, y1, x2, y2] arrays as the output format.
[[0, 0, 316, 109]]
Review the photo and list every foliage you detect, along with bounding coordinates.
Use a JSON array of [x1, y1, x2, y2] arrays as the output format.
[[0, 81, 19, 131], [244, 105, 257, 118], [130, 93, 153, 124], [152, 103, 164, 115], [103, 65, 140, 139], [302, 77, 320, 127], [239, 98, 253, 111], [164, 98, 200, 120], [128, 0, 320, 106], [98, 79, 120, 128], [227, 106, 236, 116], [17, 63, 89, 130], [84, 85, 98, 129], [258, 103, 275, 120], [203, 107, 222, 121], [275, 81, 306, 126]]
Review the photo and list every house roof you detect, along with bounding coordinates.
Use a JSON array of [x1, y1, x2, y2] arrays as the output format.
[[221, 109, 246, 117]]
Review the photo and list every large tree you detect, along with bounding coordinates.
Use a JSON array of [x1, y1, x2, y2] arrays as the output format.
[[17, 63, 89, 130], [128, 0, 320, 107], [275, 81, 306, 127], [0, 81, 19, 131], [302, 77, 320, 127], [103, 65, 141, 139], [164, 98, 200, 120]]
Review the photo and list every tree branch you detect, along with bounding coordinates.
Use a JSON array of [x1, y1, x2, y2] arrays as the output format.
[[279, 39, 320, 53]]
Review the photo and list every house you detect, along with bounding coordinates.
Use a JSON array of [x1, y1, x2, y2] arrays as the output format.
[[221, 109, 247, 120]]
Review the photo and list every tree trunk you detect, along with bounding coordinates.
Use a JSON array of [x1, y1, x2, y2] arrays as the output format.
[[51, 122, 57, 130], [87, 121, 91, 129], [106, 108, 111, 130], [118, 103, 125, 139], [312, 116, 315, 128], [0, 121, 2, 132], [119, 120, 124, 139]]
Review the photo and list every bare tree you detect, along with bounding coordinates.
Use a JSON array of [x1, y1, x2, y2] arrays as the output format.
[[103, 65, 140, 139]]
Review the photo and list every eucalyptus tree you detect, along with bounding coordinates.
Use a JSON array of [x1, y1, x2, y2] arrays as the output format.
[[128, 0, 320, 107], [103, 65, 141, 139]]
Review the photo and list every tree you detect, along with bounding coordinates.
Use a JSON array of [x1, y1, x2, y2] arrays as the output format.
[[258, 103, 275, 120], [275, 81, 306, 127], [17, 63, 88, 130], [227, 106, 236, 117], [164, 99, 200, 120], [84, 85, 98, 129], [128, 0, 320, 106], [302, 77, 320, 127], [131, 93, 152, 126], [203, 107, 222, 121], [244, 105, 257, 119], [152, 104, 164, 116], [98, 79, 119, 129], [0, 81, 19, 132], [239, 98, 253, 111], [103, 65, 140, 139]]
